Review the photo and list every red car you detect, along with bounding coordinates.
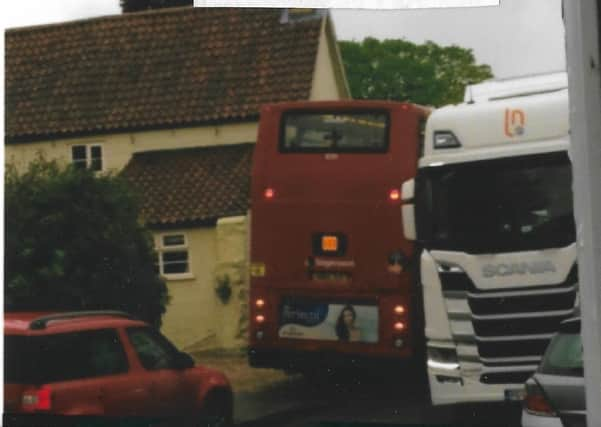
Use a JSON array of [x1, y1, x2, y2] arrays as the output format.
[[4, 311, 233, 426]]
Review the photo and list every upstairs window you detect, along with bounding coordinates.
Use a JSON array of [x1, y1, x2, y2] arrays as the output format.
[[154, 233, 191, 278], [72, 144, 103, 171]]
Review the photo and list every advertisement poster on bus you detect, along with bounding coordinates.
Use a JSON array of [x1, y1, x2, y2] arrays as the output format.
[[278, 299, 379, 343]]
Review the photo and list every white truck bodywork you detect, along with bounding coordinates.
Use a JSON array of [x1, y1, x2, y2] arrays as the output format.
[[419, 79, 578, 405]]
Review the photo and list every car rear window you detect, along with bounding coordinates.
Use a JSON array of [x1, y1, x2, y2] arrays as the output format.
[[280, 112, 389, 153], [5, 329, 128, 384], [539, 332, 583, 377]]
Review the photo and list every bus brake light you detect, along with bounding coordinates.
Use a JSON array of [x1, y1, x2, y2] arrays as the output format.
[[394, 305, 405, 314], [255, 315, 265, 323], [264, 188, 275, 199], [389, 189, 400, 201], [394, 321, 405, 331]]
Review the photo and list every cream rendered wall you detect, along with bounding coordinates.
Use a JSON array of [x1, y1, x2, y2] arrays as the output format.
[[213, 215, 249, 349], [158, 216, 249, 351], [310, 21, 343, 101], [156, 227, 219, 350], [5, 121, 259, 173]]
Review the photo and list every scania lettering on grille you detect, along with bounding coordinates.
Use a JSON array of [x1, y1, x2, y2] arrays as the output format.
[[482, 260, 557, 277]]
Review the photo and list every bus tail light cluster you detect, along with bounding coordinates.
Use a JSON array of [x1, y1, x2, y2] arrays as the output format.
[[392, 304, 407, 348], [254, 298, 266, 339], [22, 386, 52, 412], [264, 187, 275, 199]]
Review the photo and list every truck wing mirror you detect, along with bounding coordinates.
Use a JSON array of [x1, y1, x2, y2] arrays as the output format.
[[401, 178, 416, 241]]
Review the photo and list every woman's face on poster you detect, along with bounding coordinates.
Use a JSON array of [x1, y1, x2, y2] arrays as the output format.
[[343, 309, 355, 326]]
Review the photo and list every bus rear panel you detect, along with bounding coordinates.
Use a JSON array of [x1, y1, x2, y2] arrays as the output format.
[[249, 101, 427, 372]]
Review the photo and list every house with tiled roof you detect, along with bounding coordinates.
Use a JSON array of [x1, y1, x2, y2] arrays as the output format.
[[5, 7, 350, 350]]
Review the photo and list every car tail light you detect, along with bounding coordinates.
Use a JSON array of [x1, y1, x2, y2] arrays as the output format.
[[389, 189, 400, 201], [255, 314, 265, 324], [22, 386, 52, 412], [255, 298, 265, 308], [394, 305, 405, 315], [524, 380, 556, 417], [264, 188, 275, 199]]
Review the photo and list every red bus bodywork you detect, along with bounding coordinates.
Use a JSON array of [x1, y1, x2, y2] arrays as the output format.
[[249, 101, 428, 372]]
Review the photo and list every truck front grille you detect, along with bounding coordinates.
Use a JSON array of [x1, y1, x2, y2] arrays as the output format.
[[480, 371, 533, 384], [472, 314, 574, 337], [439, 265, 578, 384], [476, 337, 551, 358]]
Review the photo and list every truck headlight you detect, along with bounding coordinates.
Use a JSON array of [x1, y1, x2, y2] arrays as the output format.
[[433, 131, 461, 149]]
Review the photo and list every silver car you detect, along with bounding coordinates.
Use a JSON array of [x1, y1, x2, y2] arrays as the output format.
[[522, 318, 586, 427]]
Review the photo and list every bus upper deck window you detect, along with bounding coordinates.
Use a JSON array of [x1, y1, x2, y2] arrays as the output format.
[[280, 112, 389, 153]]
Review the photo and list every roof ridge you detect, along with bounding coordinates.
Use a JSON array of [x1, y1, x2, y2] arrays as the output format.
[[5, 5, 251, 33]]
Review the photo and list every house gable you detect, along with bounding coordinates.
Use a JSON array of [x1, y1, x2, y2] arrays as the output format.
[[310, 16, 351, 100]]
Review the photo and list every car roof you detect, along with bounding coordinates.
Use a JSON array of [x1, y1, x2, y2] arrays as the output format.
[[5, 311, 147, 335]]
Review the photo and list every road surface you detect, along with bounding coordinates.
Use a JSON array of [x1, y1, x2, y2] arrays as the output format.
[[234, 368, 522, 427]]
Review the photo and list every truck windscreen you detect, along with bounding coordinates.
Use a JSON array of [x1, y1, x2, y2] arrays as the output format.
[[416, 151, 575, 253], [280, 112, 389, 153]]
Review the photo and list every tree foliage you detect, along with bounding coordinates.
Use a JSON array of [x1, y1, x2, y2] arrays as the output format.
[[339, 37, 493, 106], [120, 0, 193, 13], [5, 158, 169, 328]]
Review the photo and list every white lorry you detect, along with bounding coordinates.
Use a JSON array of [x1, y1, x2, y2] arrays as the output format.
[[401, 72, 579, 405]]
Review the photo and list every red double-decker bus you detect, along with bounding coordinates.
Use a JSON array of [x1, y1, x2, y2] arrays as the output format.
[[249, 100, 428, 374]]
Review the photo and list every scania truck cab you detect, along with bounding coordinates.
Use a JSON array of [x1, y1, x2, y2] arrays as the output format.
[[402, 73, 579, 405]]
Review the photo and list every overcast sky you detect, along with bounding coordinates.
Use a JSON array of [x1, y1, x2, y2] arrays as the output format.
[[1, 0, 565, 79]]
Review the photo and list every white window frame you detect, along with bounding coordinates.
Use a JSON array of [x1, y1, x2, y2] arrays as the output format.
[[71, 143, 104, 172], [154, 233, 193, 281]]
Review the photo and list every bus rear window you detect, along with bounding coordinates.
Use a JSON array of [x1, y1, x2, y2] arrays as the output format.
[[280, 112, 389, 153]]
